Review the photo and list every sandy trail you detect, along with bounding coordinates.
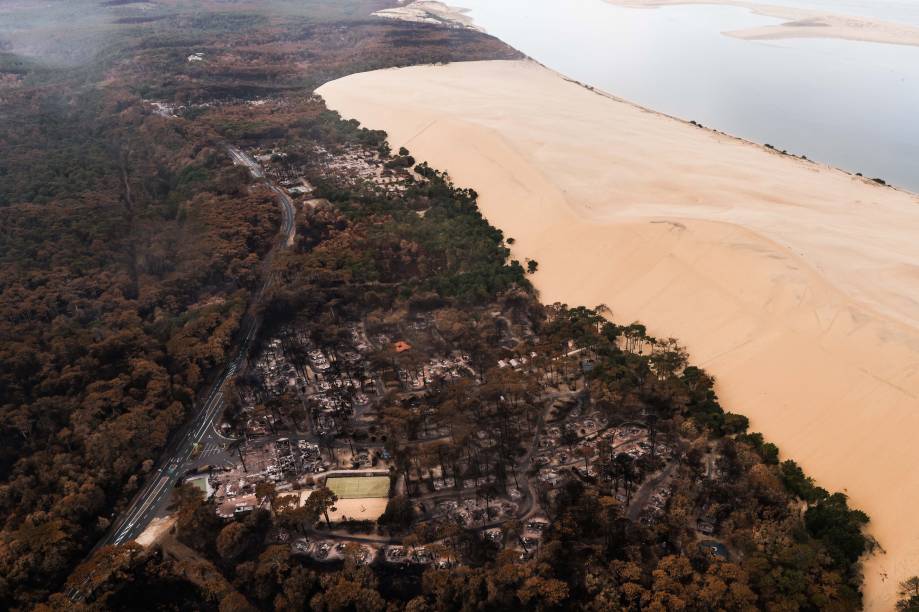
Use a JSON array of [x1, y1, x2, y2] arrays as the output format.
[[319, 59, 919, 609], [135, 515, 176, 547], [604, 0, 919, 47]]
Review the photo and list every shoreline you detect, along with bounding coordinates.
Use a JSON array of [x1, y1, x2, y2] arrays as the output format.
[[554, 70, 912, 199], [372, 1, 483, 31], [373, 0, 919, 49], [318, 58, 919, 610], [525, 65, 919, 334], [603, 0, 919, 47]]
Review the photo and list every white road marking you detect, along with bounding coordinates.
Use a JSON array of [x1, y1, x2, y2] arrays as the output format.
[[114, 475, 170, 543], [104, 144, 294, 549]]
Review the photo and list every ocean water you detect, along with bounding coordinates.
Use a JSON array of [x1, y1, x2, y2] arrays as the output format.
[[454, 0, 919, 191]]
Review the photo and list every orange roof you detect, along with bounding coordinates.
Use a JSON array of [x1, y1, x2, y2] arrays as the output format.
[[394, 341, 412, 353]]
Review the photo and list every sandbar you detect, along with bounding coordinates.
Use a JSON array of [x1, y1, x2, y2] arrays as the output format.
[[605, 0, 919, 47], [373, 1, 482, 31]]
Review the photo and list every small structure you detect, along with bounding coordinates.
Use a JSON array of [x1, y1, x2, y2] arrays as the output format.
[[696, 518, 716, 535], [217, 494, 258, 519], [699, 540, 729, 560], [186, 474, 214, 499], [394, 341, 412, 353]]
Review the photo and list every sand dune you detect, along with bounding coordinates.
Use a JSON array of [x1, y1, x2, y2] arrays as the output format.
[[605, 0, 919, 47], [319, 59, 919, 608], [373, 1, 481, 31]]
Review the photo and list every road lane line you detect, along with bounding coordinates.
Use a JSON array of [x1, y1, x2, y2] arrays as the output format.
[[115, 475, 171, 542], [104, 143, 290, 549]]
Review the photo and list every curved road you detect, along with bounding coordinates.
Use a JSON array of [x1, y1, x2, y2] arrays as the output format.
[[76, 146, 296, 585]]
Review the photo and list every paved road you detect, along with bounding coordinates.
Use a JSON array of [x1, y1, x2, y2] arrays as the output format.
[[73, 146, 296, 596], [270, 185, 296, 246], [105, 344, 248, 547], [227, 146, 296, 245], [227, 145, 264, 178]]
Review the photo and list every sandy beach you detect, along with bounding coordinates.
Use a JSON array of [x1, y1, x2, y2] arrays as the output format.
[[319, 59, 919, 609], [604, 0, 919, 47]]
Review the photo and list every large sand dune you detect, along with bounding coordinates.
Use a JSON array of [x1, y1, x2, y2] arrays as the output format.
[[318, 59, 919, 608]]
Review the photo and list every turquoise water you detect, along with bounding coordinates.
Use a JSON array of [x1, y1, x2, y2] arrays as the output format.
[[456, 0, 919, 191]]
